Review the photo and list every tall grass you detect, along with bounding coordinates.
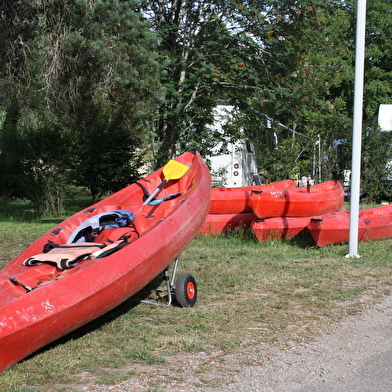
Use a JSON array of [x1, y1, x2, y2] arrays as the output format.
[[1, 200, 392, 391]]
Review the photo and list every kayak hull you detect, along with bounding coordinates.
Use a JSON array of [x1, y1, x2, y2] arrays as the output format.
[[250, 181, 344, 219], [199, 213, 255, 236], [251, 216, 312, 243], [308, 204, 392, 247]]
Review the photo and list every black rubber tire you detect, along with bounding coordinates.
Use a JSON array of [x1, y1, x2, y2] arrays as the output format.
[[175, 272, 197, 307]]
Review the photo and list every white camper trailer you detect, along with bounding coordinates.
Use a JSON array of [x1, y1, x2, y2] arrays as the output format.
[[378, 105, 392, 181], [208, 105, 261, 187], [378, 104, 392, 132]]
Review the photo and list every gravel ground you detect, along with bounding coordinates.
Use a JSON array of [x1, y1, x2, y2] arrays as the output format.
[[81, 294, 392, 392]]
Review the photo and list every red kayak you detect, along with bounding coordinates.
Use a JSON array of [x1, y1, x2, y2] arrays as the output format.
[[308, 204, 392, 247], [251, 216, 312, 243], [0, 150, 210, 373], [250, 180, 344, 219], [209, 179, 297, 214], [199, 212, 255, 235]]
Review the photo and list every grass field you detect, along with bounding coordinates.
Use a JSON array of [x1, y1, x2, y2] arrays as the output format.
[[1, 199, 392, 391]]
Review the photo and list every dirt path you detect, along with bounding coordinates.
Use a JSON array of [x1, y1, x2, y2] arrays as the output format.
[[223, 294, 392, 392], [81, 293, 392, 392]]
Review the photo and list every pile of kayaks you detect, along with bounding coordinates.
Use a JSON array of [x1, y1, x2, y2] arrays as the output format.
[[199, 180, 297, 235], [200, 178, 392, 247], [250, 180, 345, 243]]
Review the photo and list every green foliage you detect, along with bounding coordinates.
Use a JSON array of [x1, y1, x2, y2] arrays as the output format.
[[0, 122, 70, 216], [325, 122, 392, 203], [1, 0, 392, 208], [70, 118, 146, 202], [140, 0, 358, 171], [140, 0, 286, 167], [363, 0, 392, 118], [253, 2, 353, 133], [0, 0, 161, 213], [36, 0, 161, 134], [257, 134, 314, 181]]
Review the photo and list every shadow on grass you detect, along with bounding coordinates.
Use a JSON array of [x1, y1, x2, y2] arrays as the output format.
[[219, 226, 317, 249], [284, 231, 317, 248], [20, 276, 167, 365]]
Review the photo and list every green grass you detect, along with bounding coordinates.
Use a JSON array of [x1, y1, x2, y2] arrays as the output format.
[[1, 200, 392, 390]]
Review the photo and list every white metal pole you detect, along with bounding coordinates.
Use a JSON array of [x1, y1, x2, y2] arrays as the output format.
[[346, 0, 367, 259], [318, 134, 321, 183]]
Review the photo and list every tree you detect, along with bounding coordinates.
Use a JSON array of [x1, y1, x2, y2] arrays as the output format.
[[139, 0, 278, 167], [0, 122, 71, 216], [139, 0, 355, 172], [0, 0, 161, 211], [363, 0, 392, 118], [36, 0, 161, 134], [70, 118, 145, 203], [0, 1, 37, 127], [360, 125, 392, 201]]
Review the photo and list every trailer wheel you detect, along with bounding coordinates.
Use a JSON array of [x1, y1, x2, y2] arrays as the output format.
[[175, 272, 197, 307]]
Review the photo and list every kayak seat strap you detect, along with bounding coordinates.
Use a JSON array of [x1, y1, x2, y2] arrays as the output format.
[[23, 240, 129, 270]]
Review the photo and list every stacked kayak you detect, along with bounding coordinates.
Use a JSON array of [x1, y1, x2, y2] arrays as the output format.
[[250, 181, 344, 219], [199, 180, 296, 235], [308, 204, 392, 247], [0, 150, 211, 372], [249, 180, 345, 243], [209, 179, 297, 214]]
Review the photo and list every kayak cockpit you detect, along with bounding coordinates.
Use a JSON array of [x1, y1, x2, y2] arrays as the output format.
[[3, 201, 182, 298]]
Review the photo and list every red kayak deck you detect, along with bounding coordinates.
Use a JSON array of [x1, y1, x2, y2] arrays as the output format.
[[0, 151, 210, 372], [250, 180, 344, 219], [209, 180, 296, 214], [308, 204, 392, 247]]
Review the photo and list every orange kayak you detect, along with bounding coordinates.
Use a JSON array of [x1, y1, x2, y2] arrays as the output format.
[[251, 216, 312, 243], [308, 204, 392, 247], [250, 181, 344, 219], [209, 179, 297, 214]]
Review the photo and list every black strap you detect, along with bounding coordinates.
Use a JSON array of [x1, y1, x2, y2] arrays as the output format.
[[135, 180, 151, 202]]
